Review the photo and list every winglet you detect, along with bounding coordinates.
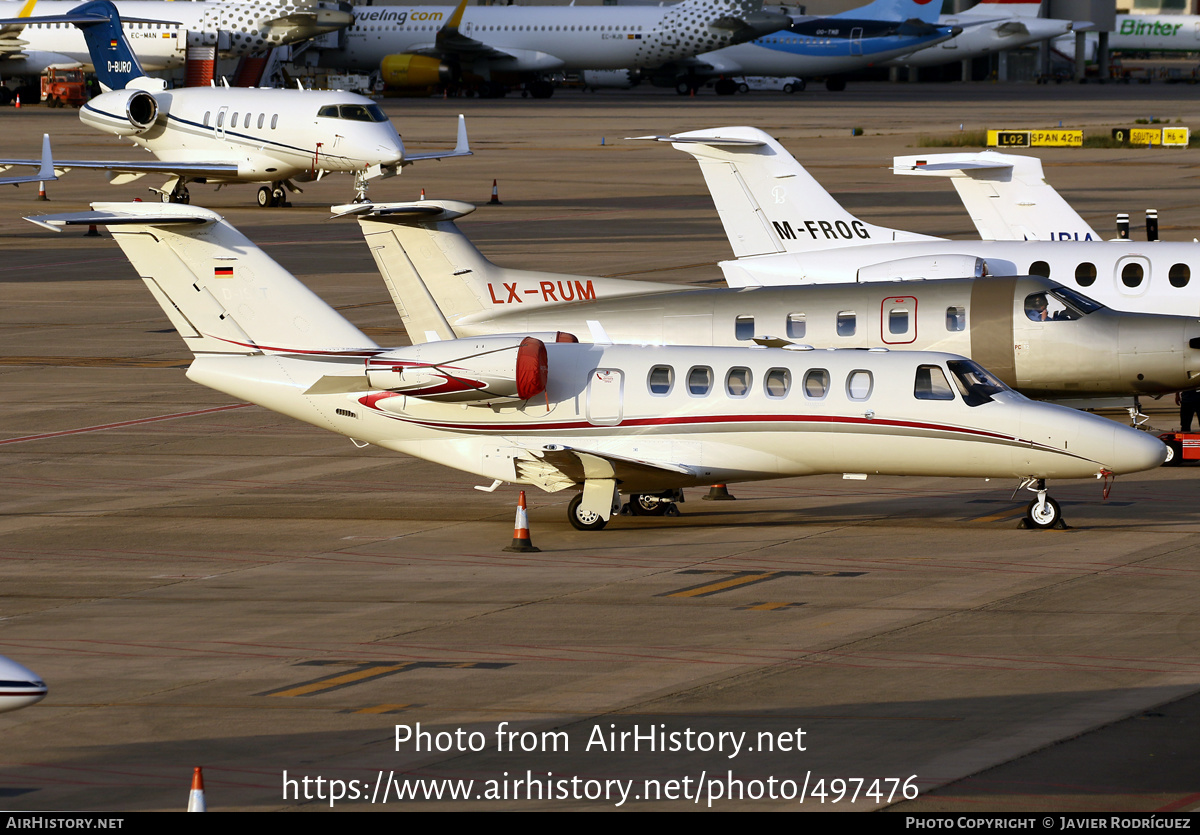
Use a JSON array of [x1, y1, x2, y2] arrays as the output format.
[[36, 133, 54, 181]]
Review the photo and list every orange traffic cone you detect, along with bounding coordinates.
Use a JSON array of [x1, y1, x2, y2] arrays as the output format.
[[503, 491, 539, 552], [36, 181, 47, 201], [419, 187, 425, 201], [702, 484, 736, 501], [187, 766, 206, 812], [14, 94, 20, 109], [85, 224, 100, 237], [488, 178, 502, 205]]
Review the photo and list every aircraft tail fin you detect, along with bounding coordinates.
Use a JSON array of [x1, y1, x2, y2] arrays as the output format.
[[68, 0, 146, 90], [26, 202, 376, 354], [639, 127, 934, 257], [333, 200, 496, 344], [334, 200, 691, 343], [832, 0, 942, 24], [893, 151, 1100, 242]]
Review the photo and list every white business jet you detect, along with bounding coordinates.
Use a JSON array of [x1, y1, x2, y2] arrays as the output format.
[[316, 0, 790, 98], [891, 150, 1100, 242], [648, 127, 1200, 318], [27, 201, 1166, 530], [0, 1, 468, 206], [0, 0, 352, 79], [336, 199, 1200, 404], [883, 0, 1078, 70], [0, 655, 47, 713]]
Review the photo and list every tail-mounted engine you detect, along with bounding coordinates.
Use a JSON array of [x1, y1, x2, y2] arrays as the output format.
[[366, 336, 549, 406], [81, 88, 159, 136]]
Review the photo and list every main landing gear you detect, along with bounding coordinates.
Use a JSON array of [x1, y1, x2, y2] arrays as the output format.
[[158, 185, 190, 204], [1018, 478, 1065, 530], [567, 491, 684, 530], [257, 182, 289, 208]]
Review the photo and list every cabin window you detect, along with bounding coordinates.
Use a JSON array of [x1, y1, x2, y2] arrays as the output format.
[[786, 313, 806, 339], [203, 111, 211, 126], [946, 306, 966, 332], [257, 113, 265, 129], [1029, 261, 1051, 278], [765, 368, 791, 398], [1121, 263, 1145, 288], [244, 112, 251, 128], [1075, 262, 1096, 287], [1170, 263, 1191, 288], [803, 369, 830, 399], [687, 366, 713, 396], [847, 370, 873, 401], [271, 114, 279, 129], [216, 111, 224, 127], [888, 308, 909, 335], [914, 365, 956, 401], [647, 365, 674, 396], [726, 368, 752, 398], [231, 112, 238, 126], [734, 315, 754, 341], [836, 311, 856, 337]]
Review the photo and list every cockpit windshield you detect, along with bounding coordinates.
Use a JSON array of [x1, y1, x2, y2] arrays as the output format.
[[1023, 286, 1104, 322], [947, 359, 1011, 407], [316, 104, 389, 122]]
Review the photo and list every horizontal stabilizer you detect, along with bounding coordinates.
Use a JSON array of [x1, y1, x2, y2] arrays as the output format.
[[627, 133, 766, 147], [25, 206, 214, 231], [330, 199, 476, 222]]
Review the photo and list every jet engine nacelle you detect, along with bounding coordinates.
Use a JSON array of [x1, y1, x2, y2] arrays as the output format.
[[81, 88, 159, 136], [366, 336, 549, 405], [379, 54, 453, 88], [581, 70, 640, 89], [723, 252, 1001, 286]]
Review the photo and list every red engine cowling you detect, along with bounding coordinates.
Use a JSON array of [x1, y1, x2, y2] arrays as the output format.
[[365, 336, 548, 405]]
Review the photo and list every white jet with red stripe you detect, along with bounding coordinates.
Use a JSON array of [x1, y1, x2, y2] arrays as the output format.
[[26, 201, 1167, 531]]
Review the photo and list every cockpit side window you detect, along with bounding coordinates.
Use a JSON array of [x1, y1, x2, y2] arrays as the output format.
[[317, 105, 339, 118], [1024, 291, 1083, 322], [914, 365, 955, 401], [947, 359, 1010, 407], [318, 103, 390, 122]]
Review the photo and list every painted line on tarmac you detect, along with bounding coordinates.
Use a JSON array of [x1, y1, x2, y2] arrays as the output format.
[[0, 403, 251, 446]]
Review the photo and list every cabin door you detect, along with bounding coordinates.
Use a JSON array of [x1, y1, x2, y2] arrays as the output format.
[[586, 368, 624, 426]]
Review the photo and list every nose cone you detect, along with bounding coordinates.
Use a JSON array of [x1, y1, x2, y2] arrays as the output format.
[[1110, 424, 1169, 474], [0, 655, 47, 714]]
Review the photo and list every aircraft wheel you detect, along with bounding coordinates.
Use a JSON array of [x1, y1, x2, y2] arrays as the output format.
[[529, 80, 554, 99], [271, 187, 286, 207], [714, 78, 737, 95], [180, 188, 190, 205], [1163, 440, 1182, 466], [568, 494, 608, 531], [160, 191, 173, 204], [0, 88, 11, 106], [629, 494, 669, 517], [1025, 496, 1061, 529], [257, 186, 271, 208], [825, 77, 846, 92]]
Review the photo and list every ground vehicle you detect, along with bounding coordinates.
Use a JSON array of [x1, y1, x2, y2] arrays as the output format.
[[1159, 432, 1200, 465], [40, 68, 86, 107]]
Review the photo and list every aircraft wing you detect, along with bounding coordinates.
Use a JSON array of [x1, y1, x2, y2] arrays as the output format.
[[517, 444, 694, 493], [0, 134, 57, 186], [0, 156, 240, 180], [402, 114, 472, 164]]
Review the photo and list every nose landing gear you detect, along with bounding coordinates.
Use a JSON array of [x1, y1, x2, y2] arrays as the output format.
[[1018, 478, 1066, 530]]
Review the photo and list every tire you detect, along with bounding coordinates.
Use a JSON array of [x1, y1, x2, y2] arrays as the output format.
[[180, 188, 190, 205], [714, 78, 736, 95], [825, 77, 846, 92], [160, 191, 173, 204], [793, 78, 807, 92], [271, 187, 285, 207], [1164, 440, 1182, 466], [675, 80, 692, 95], [629, 494, 668, 517], [1025, 496, 1061, 529], [568, 494, 608, 531], [257, 186, 271, 208], [737, 82, 749, 94], [782, 83, 794, 94]]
